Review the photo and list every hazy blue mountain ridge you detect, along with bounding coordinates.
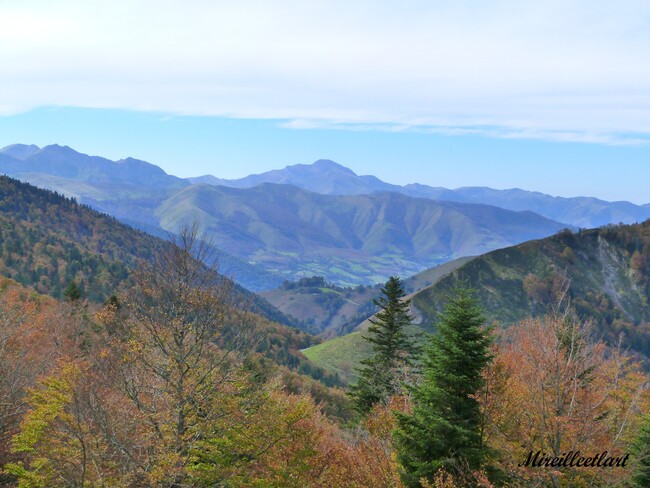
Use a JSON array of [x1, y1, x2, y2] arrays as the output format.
[[4, 145, 647, 229], [200, 158, 650, 228], [0, 144, 188, 189]]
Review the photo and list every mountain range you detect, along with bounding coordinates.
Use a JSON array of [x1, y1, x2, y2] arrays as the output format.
[[5, 145, 649, 230], [154, 182, 564, 285], [2, 144, 649, 290], [191, 158, 650, 228]]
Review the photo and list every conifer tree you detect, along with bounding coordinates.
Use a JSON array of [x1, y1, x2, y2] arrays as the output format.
[[349, 276, 418, 416], [629, 414, 650, 487], [394, 286, 493, 487], [63, 281, 82, 302]]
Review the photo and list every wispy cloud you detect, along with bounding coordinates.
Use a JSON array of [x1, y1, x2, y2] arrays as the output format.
[[280, 121, 650, 146], [1, 0, 649, 144]]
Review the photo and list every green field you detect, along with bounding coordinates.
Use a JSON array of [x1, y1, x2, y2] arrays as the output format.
[[302, 332, 371, 384]]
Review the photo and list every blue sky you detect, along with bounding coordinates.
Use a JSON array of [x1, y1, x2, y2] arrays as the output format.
[[1, 1, 649, 202]]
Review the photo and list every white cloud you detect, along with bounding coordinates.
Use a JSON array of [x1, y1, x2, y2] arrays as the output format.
[[1, 0, 649, 143]]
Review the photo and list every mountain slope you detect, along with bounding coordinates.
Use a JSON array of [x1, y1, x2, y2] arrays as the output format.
[[411, 223, 650, 353], [305, 221, 650, 380], [0, 175, 293, 325], [154, 182, 566, 285]]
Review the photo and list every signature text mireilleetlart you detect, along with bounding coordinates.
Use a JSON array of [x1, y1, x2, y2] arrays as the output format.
[[519, 450, 630, 469]]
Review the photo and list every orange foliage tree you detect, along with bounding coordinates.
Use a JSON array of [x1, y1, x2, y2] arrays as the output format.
[[0, 278, 84, 471], [482, 311, 649, 487]]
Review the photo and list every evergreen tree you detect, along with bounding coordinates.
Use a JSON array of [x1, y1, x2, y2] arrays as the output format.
[[349, 276, 418, 416], [63, 281, 82, 302], [629, 414, 650, 487], [394, 286, 493, 487]]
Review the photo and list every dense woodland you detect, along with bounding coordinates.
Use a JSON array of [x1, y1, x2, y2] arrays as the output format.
[[0, 177, 138, 301], [0, 176, 295, 327], [412, 222, 650, 362], [0, 178, 649, 486]]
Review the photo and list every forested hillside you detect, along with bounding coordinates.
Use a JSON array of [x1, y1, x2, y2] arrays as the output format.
[[0, 176, 292, 325], [306, 221, 650, 380], [0, 176, 156, 301], [412, 222, 650, 359]]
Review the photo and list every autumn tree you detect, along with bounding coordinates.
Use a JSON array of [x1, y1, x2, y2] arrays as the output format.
[[482, 311, 649, 487], [6, 361, 87, 486], [394, 286, 493, 487], [188, 377, 328, 486], [0, 281, 56, 471], [1, 279, 142, 486], [108, 223, 257, 485], [7, 360, 110, 486], [349, 276, 419, 416], [0, 278, 91, 478]]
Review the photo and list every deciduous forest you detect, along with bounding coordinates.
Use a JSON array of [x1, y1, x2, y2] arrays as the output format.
[[1, 225, 648, 487]]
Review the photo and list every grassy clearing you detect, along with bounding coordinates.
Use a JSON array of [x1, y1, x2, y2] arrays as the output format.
[[302, 324, 426, 385], [302, 331, 371, 384]]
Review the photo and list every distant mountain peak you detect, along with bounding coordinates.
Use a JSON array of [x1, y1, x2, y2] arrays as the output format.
[[0, 144, 41, 160], [117, 156, 151, 165], [311, 159, 356, 174], [0, 143, 186, 189], [41, 144, 76, 154], [39, 144, 83, 157]]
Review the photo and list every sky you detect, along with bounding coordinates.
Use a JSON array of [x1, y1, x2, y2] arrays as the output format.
[[1, 0, 649, 202]]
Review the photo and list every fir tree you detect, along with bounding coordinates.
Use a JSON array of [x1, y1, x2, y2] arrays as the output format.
[[349, 276, 418, 416], [63, 281, 82, 302], [629, 414, 650, 487], [394, 286, 493, 487]]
